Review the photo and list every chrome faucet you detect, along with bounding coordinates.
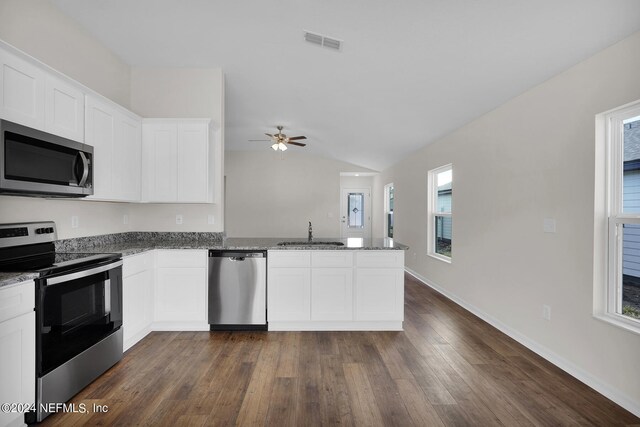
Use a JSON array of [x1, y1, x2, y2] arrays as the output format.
[[308, 221, 313, 241]]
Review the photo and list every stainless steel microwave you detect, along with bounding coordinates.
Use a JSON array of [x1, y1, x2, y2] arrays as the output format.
[[0, 119, 93, 197]]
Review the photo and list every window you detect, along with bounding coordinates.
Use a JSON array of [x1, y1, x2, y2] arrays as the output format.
[[428, 164, 452, 262], [601, 100, 640, 331], [384, 183, 394, 238], [347, 192, 365, 228]]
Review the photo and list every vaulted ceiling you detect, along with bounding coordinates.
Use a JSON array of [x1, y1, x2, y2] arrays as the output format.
[[51, 0, 640, 170]]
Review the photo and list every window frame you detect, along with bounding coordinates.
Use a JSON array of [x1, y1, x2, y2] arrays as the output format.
[[427, 164, 452, 263], [384, 183, 394, 239], [599, 100, 640, 334]]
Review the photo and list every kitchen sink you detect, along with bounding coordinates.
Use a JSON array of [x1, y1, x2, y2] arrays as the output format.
[[277, 241, 345, 246]]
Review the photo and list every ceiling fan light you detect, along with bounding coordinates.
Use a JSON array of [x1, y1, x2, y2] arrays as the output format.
[[271, 143, 278, 151], [279, 142, 287, 151]]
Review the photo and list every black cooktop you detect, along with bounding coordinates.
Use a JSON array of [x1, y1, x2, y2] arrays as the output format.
[[0, 222, 122, 277]]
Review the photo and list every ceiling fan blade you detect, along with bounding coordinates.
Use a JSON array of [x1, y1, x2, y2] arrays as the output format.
[[288, 136, 307, 140], [287, 141, 306, 147], [249, 139, 269, 141], [265, 133, 274, 138]]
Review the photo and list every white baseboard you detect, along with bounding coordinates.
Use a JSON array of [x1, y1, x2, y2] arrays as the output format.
[[268, 321, 403, 331], [404, 267, 640, 418], [152, 321, 210, 331]]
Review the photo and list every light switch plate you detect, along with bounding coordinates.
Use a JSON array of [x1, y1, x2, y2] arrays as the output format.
[[208, 215, 215, 225], [543, 218, 556, 233], [176, 214, 183, 225], [71, 215, 79, 228]]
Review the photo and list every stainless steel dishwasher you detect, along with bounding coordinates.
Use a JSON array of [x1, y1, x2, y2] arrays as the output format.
[[208, 250, 267, 330]]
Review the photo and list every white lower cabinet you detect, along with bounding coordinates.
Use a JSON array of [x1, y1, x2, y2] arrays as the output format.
[[122, 249, 209, 350], [0, 281, 35, 427], [268, 250, 404, 330], [354, 268, 404, 321], [154, 250, 207, 328], [122, 252, 154, 351], [355, 252, 405, 322], [268, 267, 311, 321], [311, 268, 353, 321]]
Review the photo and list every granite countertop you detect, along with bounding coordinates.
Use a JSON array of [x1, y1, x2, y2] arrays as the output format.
[[0, 232, 408, 288], [0, 272, 39, 288], [59, 237, 408, 257]]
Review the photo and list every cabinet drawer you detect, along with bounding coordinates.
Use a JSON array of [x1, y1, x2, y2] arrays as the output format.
[[123, 252, 154, 277], [355, 251, 404, 268], [268, 250, 311, 268], [156, 250, 206, 268], [311, 251, 353, 268], [0, 281, 35, 323]]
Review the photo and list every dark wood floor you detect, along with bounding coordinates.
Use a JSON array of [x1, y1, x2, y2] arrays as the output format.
[[41, 274, 640, 426]]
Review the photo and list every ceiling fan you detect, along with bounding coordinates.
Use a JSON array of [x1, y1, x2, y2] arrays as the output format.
[[251, 125, 307, 151]]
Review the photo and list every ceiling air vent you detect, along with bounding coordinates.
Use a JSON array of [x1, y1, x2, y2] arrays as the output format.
[[304, 30, 343, 51]]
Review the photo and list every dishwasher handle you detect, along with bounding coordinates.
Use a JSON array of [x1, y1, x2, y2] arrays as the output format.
[[208, 250, 266, 259]]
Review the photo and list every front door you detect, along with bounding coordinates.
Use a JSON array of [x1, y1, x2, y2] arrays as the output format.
[[340, 188, 371, 240]]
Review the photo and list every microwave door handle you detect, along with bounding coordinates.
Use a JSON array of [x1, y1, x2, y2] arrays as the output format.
[[76, 152, 89, 187]]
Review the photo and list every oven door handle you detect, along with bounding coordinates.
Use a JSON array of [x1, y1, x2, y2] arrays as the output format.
[[45, 260, 122, 286], [104, 279, 111, 314]]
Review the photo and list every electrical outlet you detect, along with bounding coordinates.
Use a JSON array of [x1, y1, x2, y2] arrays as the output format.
[[123, 214, 129, 225], [71, 215, 79, 229], [542, 304, 551, 321], [207, 215, 215, 225], [176, 214, 183, 225], [543, 218, 556, 233]]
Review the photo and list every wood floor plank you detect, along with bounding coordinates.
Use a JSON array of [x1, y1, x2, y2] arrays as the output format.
[[342, 363, 386, 426], [395, 377, 446, 426], [318, 354, 355, 426], [38, 276, 639, 426], [235, 339, 281, 426]]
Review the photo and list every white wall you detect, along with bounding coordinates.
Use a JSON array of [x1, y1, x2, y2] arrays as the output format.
[[0, 0, 130, 107], [130, 67, 225, 232], [0, 0, 134, 238], [374, 31, 640, 412], [0, 3, 226, 237], [225, 151, 374, 237]]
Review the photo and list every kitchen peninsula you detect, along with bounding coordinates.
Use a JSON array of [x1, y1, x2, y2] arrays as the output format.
[[0, 233, 407, 353]]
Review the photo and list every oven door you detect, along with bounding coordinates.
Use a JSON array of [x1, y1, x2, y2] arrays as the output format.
[[37, 260, 122, 376]]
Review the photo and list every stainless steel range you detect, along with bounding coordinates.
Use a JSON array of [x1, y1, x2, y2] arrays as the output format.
[[0, 222, 123, 423]]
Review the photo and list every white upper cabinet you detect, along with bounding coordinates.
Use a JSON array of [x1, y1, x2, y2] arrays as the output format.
[[45, 75, 85, 142], [141, 122, 177, 202], [0, 45, 85, 142], [86, 94, 142, 202], [0, 48, 46, 129], [142, 119, 213, 203], [115, 113, 142, 202]]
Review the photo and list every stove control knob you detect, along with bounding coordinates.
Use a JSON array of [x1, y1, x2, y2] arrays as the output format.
[[46, 227, 54, 233], [36, 228, 43, 234]]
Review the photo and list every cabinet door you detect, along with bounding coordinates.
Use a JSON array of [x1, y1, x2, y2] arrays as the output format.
[[85, 96, 116, 199], [355, 268, 404, 321], [155, 267, 206, 322], [177, 122, 209, 202], [268, 268, 311, 321], [142, 123, 178, 202], [45, 75, 85, 142], [311, 268, 353, 321], [123, 268, 153, 350], [0, 49, 45, 129], [0, 312, 35, 427], [114, 114, 141, 202]]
